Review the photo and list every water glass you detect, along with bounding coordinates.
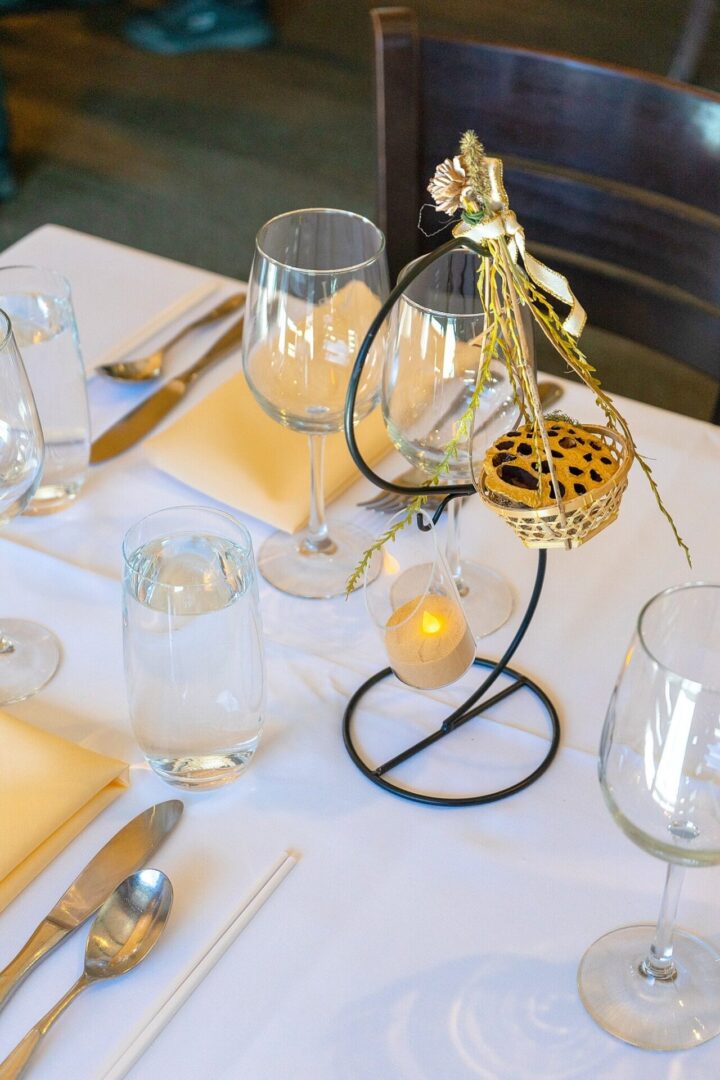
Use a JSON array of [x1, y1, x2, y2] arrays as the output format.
[[122, 507, 265, 790], [0, 266, 90, 513]]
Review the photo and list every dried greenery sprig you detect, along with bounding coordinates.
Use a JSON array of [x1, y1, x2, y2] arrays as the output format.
[[345, 490, 430, 597], [508, 261, 691, 564], [459, 130, 491, 214]]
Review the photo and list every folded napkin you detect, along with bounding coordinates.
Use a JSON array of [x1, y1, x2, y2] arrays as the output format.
[[0, 711, 128, 913], [146, 377, 390, 533], [146, 279, 393, 532]]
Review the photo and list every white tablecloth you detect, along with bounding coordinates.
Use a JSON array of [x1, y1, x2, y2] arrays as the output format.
[[1, 227, 719, 1079]]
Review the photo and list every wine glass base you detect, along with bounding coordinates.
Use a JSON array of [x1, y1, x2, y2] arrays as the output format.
[[0, 619, 62, 705], [578, 923, 720, 1050], [454, 562, 514, 639], [258, 523, 380, 599]]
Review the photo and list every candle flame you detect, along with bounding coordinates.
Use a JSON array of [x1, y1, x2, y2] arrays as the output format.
[[421, 610, 443, 635], [384, 552, 400, 575]]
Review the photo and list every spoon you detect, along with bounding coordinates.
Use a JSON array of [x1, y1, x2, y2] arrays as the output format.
[[0, 868, 173, 1079], [99, 291, 245, 380]]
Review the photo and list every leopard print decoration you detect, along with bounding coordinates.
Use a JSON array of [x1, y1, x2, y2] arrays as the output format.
[[483, 420, 621, 508]]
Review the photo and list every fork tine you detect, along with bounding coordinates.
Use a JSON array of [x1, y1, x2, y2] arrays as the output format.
[[357, 492, 397, 509], [359, 488, 447, 513], [368, 496, 404, 512]]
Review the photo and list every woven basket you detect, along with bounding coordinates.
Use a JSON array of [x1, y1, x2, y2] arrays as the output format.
[[477, 425, 633, 550]]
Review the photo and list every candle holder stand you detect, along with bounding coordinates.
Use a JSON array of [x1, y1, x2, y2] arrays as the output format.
[[343, 238, 560, 806]]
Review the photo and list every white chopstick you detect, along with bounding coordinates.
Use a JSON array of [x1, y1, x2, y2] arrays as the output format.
[[90, 280, 220, 373], [100, 850, 298, 1080]]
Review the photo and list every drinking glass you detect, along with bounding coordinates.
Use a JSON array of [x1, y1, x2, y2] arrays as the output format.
[[122, 507, 265, 790], [242, 208, 389, 598], [578, 583, 720, 1050], [0, 309, 62, 703], [383, 247, 531, 638], [0, 266, 90, 513]]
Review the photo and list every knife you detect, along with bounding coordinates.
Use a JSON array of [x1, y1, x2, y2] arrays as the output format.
[[0, 799, 183, 1012], [90, 313, 245, 464]]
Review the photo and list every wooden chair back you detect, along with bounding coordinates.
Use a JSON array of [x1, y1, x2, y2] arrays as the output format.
[[371, 7, 720, 419]]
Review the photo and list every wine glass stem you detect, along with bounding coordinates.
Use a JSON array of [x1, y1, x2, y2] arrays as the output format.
[[0, 632, 14, 655], [446, 500, 469, 597], [300, 435, 337, 556], [640, 862, 686, 982]]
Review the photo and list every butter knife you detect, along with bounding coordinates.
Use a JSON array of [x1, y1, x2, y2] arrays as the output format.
[[90, 313, 245, 464], [0, 800, 183, 1013]]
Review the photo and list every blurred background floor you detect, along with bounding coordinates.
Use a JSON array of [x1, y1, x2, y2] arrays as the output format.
[[0, 0, 717, 417]]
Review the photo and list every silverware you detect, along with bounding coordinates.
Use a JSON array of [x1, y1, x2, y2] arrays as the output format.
[[98, 292, 246, 381], [356, 466, 448, 511], [0, 800, 182, 1013], [90, 314, 244, 464], [359, 380, 564, 513], [0, 869, 173, 1080]]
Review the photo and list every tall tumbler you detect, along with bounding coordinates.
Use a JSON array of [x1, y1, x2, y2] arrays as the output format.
[[0, 266, 90, 513], [123, 507, 265, 790]]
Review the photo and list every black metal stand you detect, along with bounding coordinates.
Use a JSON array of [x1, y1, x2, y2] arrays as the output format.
[[342, 239, 561, 806], [342, 548, 560, 806]]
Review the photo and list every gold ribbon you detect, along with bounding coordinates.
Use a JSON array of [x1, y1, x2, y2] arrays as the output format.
[[453, 158, 586, 338]]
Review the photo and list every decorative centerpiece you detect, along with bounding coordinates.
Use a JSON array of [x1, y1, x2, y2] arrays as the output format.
[[340, 132, 688, 807]]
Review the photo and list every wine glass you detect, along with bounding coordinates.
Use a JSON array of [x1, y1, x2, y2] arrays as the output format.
[[383, 247, 531, 638], [578, 583, 720, 1050], [242, 209, 389, 599], [0, 309, 61, 703]]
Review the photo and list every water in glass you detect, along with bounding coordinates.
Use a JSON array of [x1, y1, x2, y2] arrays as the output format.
[[0, 268, 90, 513]]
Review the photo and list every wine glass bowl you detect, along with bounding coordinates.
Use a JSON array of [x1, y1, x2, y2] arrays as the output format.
[[578, 583, 720, 1050], [242, 209, 389, 599], [600, 593, 720, 867], [0, 308, 61, 703], [245, 213, 385, 433], [383, 249, 521, 480]]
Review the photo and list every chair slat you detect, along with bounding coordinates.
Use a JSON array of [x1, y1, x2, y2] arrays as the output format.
[[422, 37, 720, 215]]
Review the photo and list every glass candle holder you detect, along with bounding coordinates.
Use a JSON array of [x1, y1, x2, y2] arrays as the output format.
[[364, 508, 475, 691]]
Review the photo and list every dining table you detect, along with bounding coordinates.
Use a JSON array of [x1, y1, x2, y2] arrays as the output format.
[[0, 223, 719, 1080]]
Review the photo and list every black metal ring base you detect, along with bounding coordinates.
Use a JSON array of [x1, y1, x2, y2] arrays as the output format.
[[342, 657, 560, 807]]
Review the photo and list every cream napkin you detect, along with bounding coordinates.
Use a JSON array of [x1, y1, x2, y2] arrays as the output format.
[[146, 378, 390, 533], [146, 281, 393, 533], [0, 711, 128, 913]]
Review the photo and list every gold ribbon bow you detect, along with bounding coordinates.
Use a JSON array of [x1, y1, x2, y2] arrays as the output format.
[[452, 158, 586, 339]]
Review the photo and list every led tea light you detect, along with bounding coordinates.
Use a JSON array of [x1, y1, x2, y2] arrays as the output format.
[[385, 594, 474, 690], [365, 510, 474, 691]]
